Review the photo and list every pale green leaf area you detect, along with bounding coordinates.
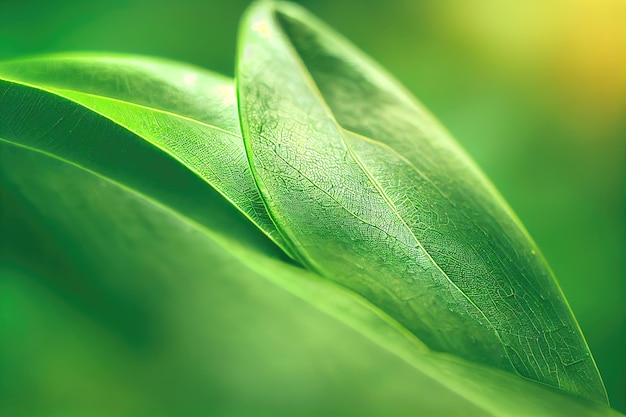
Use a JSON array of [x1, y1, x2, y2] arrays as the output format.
[[0, 54, 238, 129], [237, 1, 606, 403], [1, 1, 623, 416], [0, 141, 486, 417], [0, 55, 290, 255], [0, 110, 621, 417], [0, 79, 282, 262]]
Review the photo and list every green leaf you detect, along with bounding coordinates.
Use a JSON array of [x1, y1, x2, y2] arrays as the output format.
[[0, 140, 483, 417], [236, 1, 607, 404], [0, 54, 291, 256], [0, 72, 476, 415], [1, 52, 621, 416], [1, 73, 622, 417]]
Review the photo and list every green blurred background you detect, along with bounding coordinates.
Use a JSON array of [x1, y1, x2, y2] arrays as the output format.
[[2, 0, 624, 412]]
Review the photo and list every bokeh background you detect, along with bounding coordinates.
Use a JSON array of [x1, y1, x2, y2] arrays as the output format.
[[2, 0, 624, 412]]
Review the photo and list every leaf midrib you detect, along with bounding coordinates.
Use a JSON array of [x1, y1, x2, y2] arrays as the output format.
[[0, 75, 241, 138], [266, 5, 511, 364], [269, 8, 610, 400], [1, 136, 446, 401], [0, 77, 294, 253]]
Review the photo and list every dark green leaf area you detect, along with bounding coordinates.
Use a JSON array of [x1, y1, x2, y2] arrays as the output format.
[[0, 80, 277, 257], [0, 55, 291, 254], [236, 2, 606, 403], [3, 138, 621, 417], [0, 140, 489, 417]]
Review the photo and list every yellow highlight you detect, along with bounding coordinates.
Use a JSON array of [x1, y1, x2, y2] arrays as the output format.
[[251, 21, 271, 38]]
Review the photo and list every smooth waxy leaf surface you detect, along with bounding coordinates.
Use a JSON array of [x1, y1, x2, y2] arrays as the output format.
[[0, 62, 621, 416], [236, 1, 606, 403], [0, 71, 475, 415], [0, 54, 290, 255], [0, 140, 486, 416]]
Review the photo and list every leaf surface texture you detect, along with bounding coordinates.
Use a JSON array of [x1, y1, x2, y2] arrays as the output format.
[[236, 1, 606, 403]]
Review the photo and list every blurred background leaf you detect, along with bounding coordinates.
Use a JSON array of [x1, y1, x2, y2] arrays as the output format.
[[1, 0, 624, 411]]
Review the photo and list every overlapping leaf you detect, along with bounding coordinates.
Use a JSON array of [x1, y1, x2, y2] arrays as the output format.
[[236, 1, 606, 403], [0, 55, 290, 255], [0, 78, 620, 416], [1, 138, 488, 416], [1, 1, 622, 415]]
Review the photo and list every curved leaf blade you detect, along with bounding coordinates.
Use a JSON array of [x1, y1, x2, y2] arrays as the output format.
[[0, 53, 237, 128], [0, 54, 291, 256], [0, 140, 485, 416], [1, 110, 621, 417], [1, 52, 621, 417], [0, 77, 281, 258], [236, 1, 606, 403]]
